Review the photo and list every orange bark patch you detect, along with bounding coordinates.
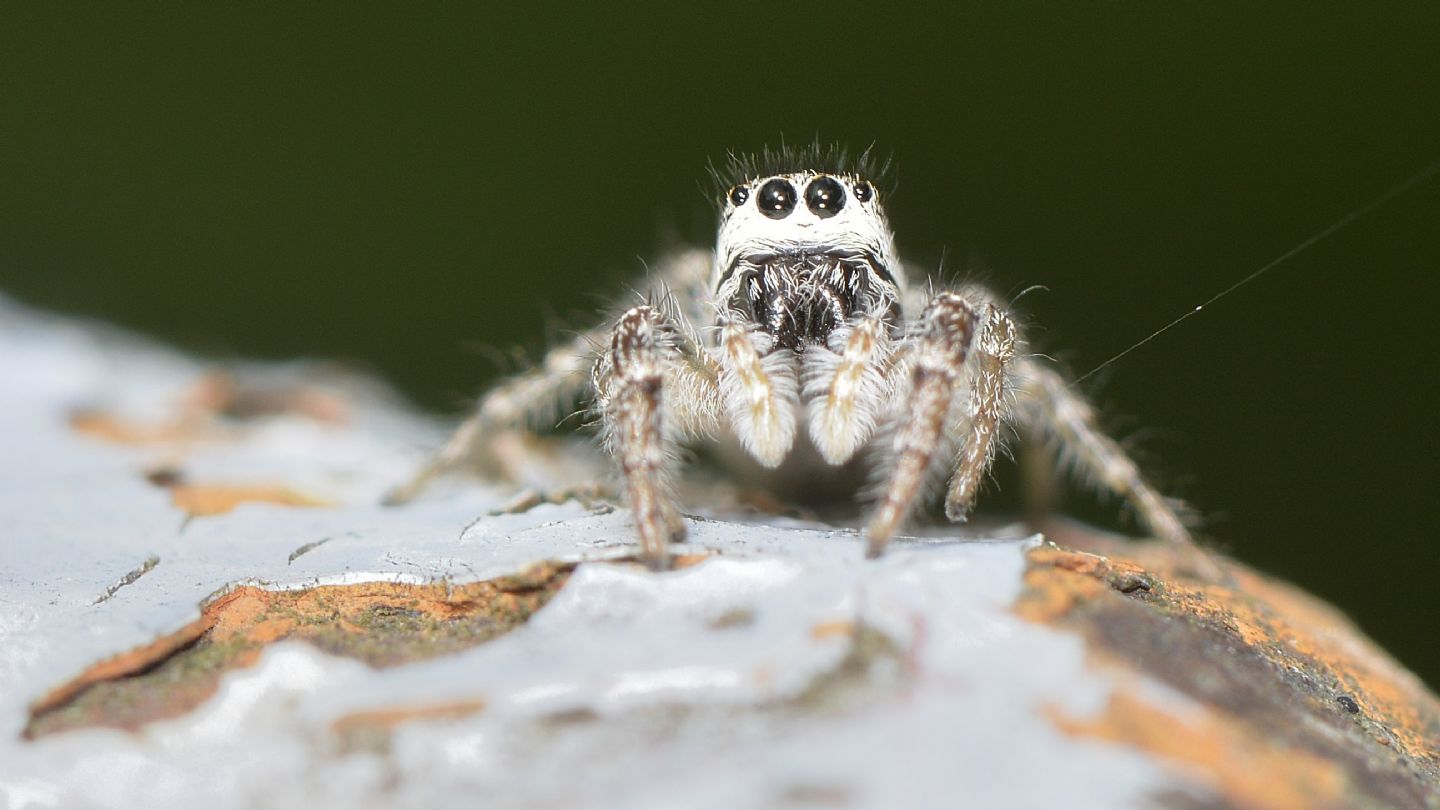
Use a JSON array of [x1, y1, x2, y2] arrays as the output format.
[[1220, 565, 1438, 759], [180, 371, 351, 425], [168, 483, 331, 517], [1014, 544, 1149, 623], [24, 562, 574, 739], [330, 699, 487, 754], [69, 410, 228, 445], [140, 466, 331, 518], [809, 620, 856, 641], [28, 615, 216, 721], [1019, 530, 1440, 807], [1049, 693, 1346, 810], [69, 370, 351, 449]]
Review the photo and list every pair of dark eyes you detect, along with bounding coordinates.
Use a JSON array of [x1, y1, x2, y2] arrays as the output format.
[[728, 177, 873, 219]]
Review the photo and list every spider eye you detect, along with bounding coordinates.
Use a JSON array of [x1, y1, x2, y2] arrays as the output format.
[[757, 178, 797, 219], [852, 180, 873, 203], [728, 185, 750, 206], [805, 176, 846, 218]]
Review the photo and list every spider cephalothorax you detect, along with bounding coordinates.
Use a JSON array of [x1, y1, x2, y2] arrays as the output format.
[[714, 171, 903, 352], [391, 147, 1194, 569]]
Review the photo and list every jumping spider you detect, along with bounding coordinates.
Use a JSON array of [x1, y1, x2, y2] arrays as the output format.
[[388, 146, 1192, 567]]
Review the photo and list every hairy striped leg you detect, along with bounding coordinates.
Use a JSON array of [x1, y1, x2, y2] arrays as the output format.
[[945, 303, 1018, 521], [385, 250, 714, 507], [383, 330, 602, 505], [865, 293, 978, 557], [1014, 358, 1193, 546], [599, 305, 719, 569]]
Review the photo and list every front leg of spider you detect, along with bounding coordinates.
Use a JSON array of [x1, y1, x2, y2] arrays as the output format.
[[600, 305, 690, 570], [945, 303, 1018, 522], [865, 293, 979, 557]]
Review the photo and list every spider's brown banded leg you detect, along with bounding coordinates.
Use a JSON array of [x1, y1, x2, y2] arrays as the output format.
[[385, 249, 714, 507], [865, 293, 978, 558], [945, 303, 1017, 522], [600, 306, 692, 569], [383, 330, 601, 506], [1014, 358, 1194, 546]]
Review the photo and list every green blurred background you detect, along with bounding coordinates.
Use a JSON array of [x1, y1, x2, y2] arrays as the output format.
[[3, 6, 1437, 686]]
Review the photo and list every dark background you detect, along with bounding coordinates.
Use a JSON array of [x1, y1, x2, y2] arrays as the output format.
[[3, 7, 1437, 686]]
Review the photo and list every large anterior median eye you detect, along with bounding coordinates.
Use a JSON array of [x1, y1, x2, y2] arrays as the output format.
[[757, 178, 797, 219], [805, 176, 846, 218]]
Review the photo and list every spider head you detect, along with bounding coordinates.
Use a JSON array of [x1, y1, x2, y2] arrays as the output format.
[[713, 171, 903, 349]]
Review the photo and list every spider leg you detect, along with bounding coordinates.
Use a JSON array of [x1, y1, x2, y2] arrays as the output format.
[[596, 304, 722, 569], [865, 292, 978, 557], [944, 301, 1018, 521], [382, 329, 600, 505], [1012, 356, 1194, 545], [385, 250, 712, 506]]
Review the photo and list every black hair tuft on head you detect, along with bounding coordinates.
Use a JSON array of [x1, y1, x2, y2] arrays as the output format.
[[707, 139, 895, 205]]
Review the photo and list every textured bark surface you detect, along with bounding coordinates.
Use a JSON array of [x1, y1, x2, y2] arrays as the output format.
[[1022, 528, 1440, 809], [2, 295, 1436, 809]]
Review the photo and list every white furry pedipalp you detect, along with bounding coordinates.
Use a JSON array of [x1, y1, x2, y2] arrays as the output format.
[[804, 315, 896, 464], [716, 322, 798, 467]]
